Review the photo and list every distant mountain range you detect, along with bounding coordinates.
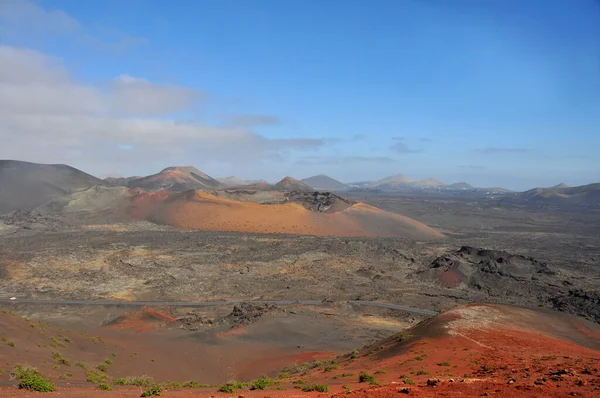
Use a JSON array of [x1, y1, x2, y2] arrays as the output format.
[[300, 175, 349, 191], [1, 160, 599, 215], [521, 183, 600, 205]]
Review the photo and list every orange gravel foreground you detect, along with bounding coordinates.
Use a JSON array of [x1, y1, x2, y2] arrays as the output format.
[[1, 304, 598, 397], [129, 190, 443, 239]]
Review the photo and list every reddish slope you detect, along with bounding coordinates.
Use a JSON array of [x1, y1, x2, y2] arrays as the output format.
[[294, 304, 600, 397], [128, 190, 444, 239]]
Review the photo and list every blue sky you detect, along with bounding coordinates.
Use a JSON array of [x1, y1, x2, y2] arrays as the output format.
[[1, 0, 599, 190]]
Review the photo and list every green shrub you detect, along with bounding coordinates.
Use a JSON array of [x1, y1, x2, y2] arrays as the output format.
[[359, 372, 376, 384], [249, 377, 274, 390], [114, 376, 154, 387], [12, 365, 55, 392], [98, 383, 112, 391], [141, 384, 162, 397], [416, 369, 430, 375], [374, 369, 387, 375], [322, 363, 339, 372], [437, 362, 451, 367], [75, 361, 86, 369], [182, 381, 210, 388], [104, 359, 113, 365], [162, 381, 182, 389], [333, 372, 355, 379], [301, 384, 329, 392], [219, 381, 246, 393], [86, 369, 109, 385], [96, 364, 108, 372]]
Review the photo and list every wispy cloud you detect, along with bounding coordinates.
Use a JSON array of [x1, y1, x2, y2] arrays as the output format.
[[0, 0, 147, 52], [296, 156, 393, 166], [0, 45, 326, 169], [460, 165, 486, 170], [480, 147, 531, 154], [221, 114, 281, 128]]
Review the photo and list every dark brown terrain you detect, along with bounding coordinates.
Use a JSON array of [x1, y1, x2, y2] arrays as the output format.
[[0, 162, 598, 396]]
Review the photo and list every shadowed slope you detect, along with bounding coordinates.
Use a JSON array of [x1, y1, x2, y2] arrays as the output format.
[[0, 160, 106, 214]]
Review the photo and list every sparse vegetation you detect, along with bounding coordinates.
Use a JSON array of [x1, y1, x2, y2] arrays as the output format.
[[249, 376, 274, 390], [52, 351, 71, 366], [414, 356, 425, 361], [301, 384, 329, 392], [96, 364, 108, 372], [98, 382, 112, 391], [437, 361, 451, 367], [104, 358, 113, 365], [115, 376, 154, 387], [7, 341, 15, 347], [141, 384, 162, 396], [359, 371, 378, 384], [219, 381, 246, 393], [375, 369, 387, 374], [400, 375, 415, 384], [416, 369, 430, 375], [323, 363, 339, 372], [75, 361, 86, 369], [182, 381, 211, 388], [86, 369, 109, 386], [12, 365, 56, 392], [333, 372, 355, 379]]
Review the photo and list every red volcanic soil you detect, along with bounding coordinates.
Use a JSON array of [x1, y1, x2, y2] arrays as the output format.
[[129, 190, 443, 239], [0, 304, 598, 396]]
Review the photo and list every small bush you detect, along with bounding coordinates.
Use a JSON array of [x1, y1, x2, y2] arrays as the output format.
[[111, 353, 117, 357], [96, 364, 108, 372], [7, 341, 15, 347], [301, 384, 329, 392], [322, 363, 339, 372], [182, 381, 210, 388], [416, 369, 430, 375], [374, 369, 387, 375], [64, 337, 71, 343], [104, 359, 113, 365], [292, 379, 306, 385], [437, 362, 451, 367], [359, 372, 377, 384], [414, 356, 425, 361], [333, 372, 355, 379], [75, 361, 86, 369], [401, 376, 415, 384], [219, 381, 246, 393], [141, 384, 162, 397], [98, 382, 112, 391], [249, 377, 274, 390], [114, 376, 154, 387], [86, 369, 109, 385], [162, 381, 182, 389], [12, 365, 55, 392]]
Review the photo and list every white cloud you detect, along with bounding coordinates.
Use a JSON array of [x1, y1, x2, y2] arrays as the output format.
[[0, 46, 324, 171], [0, 0, 146, 53], [110, 75, 206, 115], [0, 0, 81, 35]]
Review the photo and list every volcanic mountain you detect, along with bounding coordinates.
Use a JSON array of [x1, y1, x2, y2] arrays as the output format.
[[0, 160, 106, 214], [128, 189, 444, 239], [127, 166, 224, 192], [216, 176, 248, 187], [373, 173, 414, 187], [301, 174, 349, 191], [104, 176, 141, 187], [521, 183, 600, 205], [273, 176, 314, 192]]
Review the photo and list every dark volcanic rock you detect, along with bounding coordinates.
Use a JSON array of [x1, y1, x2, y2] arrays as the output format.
[[225, 303, 278, 326], [414, 246, 561, 306], [551, 290, 600, 323], [285, 191, 354, 213]]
